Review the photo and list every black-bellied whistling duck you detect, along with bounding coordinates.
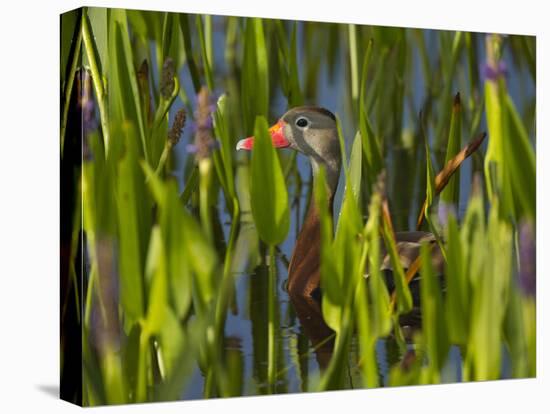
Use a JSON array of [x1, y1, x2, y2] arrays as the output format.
[[237, 106, 444, 302]]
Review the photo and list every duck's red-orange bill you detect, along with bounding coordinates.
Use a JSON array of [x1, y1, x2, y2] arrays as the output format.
[[236, 120, 290, 150]]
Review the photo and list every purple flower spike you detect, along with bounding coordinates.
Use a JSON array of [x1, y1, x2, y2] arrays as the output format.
[[201, 115, 213, 130], [481, 61, 508, 82], [208, 140, 221, 150], [518, 220, 536, 297], [482, 64, 498, 81], [192, 111, 214, 130], [192, 87, 217, 160], [498, 61, 508, 76], [80, 71, 98, 133], [186, 144, 198, 154], [192, 88, 223, 108], [168, 108, 186, 147]]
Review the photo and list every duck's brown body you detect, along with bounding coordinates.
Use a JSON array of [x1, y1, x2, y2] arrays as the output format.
[[287, 197, 325, 298], [287, 201, 445, 299], [238, 106, 444, 300]]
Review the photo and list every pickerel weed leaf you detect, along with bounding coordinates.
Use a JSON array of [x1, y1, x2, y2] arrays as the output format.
[[417, 132, 487, 229], [440, 93, 463, 205], [249, 116, 290, 246], [420, 242, 449, 382]]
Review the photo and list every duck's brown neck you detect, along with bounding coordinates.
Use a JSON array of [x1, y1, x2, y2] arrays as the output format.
[[287, 159, 339, 298]]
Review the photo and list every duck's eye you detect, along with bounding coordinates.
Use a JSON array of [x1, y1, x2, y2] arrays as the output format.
[[296, 117, 309, 128]]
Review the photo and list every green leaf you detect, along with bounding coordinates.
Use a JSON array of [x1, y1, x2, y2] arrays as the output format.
[[483, 34, 535, 222], [331, 185, 362, 306], [180, 166, 199, 205], [156, 307, 191, 382], [162, 183, 193, 319], [60, 9, 83, 156], [127, 9, 162, 42], [81, 8, 110, 155], [275, 20, 304, 107], [143, 226, 167, 335], [155, 318, 204, 401], [358, 39, 383, 190], [316, 167, 342, 332], [60, 9, 80, 84], [460, 180, 486, 289], [274, 20, 290, 96], [503, 283, 531, 378], [196, 15, 214, 91], [365, 191, 391, 338], [443, 213, 469, 344], [288, 22, 304, 106], [241, 18, 269, 134], [354, 270, 378, 388], [421, 116, 436, 225], [116, 130, 149, 321], [466, 202, 513, 380], [381, 225, 413, 314], [160, 12, 175, 63], [320, 116, 364, 332], [249, 116, 290, 246], [420, 242, 449, 382], [440, 93, 462, 205], [212, 94, 237, 206], [424, 144, 435, 208], [142, 163, 207, 316], [434, 31, 463, 148], [318, 160, 363, 388], [348, 24, 359, 103], [504, 95, 536, 219], [84, 7, 108, 76], [182, 211, 219, 312], [349, 131, 363, 203], [109, 10, 149, 163], [179, 14, 202, 93]]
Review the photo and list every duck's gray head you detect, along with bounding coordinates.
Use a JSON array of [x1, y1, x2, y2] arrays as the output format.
[[237, 106, 341, 192]]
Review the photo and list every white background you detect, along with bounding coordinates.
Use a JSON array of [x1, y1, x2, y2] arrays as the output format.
[[0, 0, 547, 412]]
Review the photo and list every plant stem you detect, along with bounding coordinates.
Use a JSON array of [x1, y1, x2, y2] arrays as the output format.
[[196, 15, 214, 91], [319, 310, 353, 390], [348, 24, 359, 106], [160, 12, 174, 63], [154, 143, 172, 176], [61, 18, 82, 157], [81, 9, 110, 156], [267, 244, 277, 392], [180, 166, 199, 204], [223, 198, 240, 276], [136, 331, 148, 402], [205, 198, 241, 397], [179, 14, 202, 93], [199, 158, 213, 242], [152, 78, 179, 175]]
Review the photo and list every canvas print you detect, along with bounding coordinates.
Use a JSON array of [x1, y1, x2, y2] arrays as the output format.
[[60, 6, 536, 406]]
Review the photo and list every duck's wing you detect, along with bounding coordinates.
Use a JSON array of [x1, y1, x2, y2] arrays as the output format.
[[365, 231, 445, 277], [362, 231, 446, 325], [393, 231, 437, 244]]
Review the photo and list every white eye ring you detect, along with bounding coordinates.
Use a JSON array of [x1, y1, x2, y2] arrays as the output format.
[[295, 117, 309, 128]]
